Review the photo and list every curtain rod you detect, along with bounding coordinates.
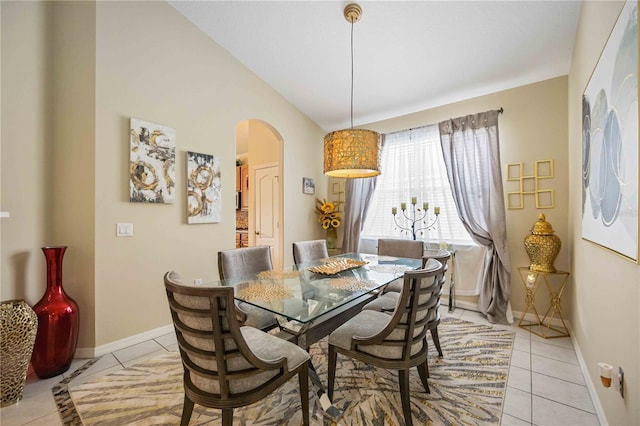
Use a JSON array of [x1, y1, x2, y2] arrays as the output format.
[[395, 107, 504, 133]]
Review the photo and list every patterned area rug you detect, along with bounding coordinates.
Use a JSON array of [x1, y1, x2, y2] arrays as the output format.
[[62, 318, 514, 425]]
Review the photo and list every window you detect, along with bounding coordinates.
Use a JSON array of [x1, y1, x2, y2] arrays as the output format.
[[361, 124, 475, 246]]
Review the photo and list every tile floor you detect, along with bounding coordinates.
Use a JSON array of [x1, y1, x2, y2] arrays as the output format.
[[0, 307, 600, 426]]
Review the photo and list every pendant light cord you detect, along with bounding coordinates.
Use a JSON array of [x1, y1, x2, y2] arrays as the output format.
[[350, 18, 354, 129]]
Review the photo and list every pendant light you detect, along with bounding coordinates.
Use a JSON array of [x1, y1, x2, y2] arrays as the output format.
[[323, 3, 381, 178]]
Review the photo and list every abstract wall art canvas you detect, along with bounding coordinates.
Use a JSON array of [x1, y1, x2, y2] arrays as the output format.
[[582, 0, 638, 261], [186, 151, 222, 224], [129, 118, 176, 203]]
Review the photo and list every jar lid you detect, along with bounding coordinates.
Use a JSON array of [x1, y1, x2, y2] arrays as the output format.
[[530, 213, 555, 235]]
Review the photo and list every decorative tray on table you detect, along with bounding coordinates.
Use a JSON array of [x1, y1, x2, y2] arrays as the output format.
[[308, 259, 368, 275]]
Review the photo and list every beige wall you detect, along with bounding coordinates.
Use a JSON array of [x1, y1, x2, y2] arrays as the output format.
[[569, 1, 639, 424], [1, 1, 326, 352], [52, 0, 98, 354], [1, 1, 53, 303], [366, 76, 570, 317]]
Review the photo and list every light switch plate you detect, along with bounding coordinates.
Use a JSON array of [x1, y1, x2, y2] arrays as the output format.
[[116, 223, 134, 237]]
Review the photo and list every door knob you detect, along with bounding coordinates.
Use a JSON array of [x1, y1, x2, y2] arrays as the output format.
[[255, 231, 260, 235]]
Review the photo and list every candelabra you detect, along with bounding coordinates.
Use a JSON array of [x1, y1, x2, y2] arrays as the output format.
[[391, 197, 440, 240]]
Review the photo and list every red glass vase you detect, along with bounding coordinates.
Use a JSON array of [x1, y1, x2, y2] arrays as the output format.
[[31, 246, 79, 379]]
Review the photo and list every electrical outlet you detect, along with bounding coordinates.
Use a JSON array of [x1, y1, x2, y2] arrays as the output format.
[[194, 278, 203, 286]]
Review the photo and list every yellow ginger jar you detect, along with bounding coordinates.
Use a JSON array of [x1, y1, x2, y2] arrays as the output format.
[[524, 213, 561, 273]]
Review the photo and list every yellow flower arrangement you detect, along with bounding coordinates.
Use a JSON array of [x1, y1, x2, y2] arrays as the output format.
[[315, 198, 341, 230]]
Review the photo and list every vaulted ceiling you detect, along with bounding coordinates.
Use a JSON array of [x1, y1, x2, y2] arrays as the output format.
[[170, 1, 581, 131]]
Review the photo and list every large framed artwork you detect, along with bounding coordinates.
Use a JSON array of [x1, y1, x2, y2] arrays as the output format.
[[129, 118, 176, 203], [186, 151, 222, 224], [582, 0, 638, 261]]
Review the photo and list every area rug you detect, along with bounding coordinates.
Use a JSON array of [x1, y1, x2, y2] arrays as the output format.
[[60, 318, 514, 425]]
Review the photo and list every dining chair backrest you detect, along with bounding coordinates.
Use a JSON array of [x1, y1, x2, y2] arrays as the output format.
[[163, 271, 310, 425], [355, 264, 446, 361], [218, 246, 273, 280], [292, 240, 329, 264], [422, 249, 451, 269], [378, 238, 424, 259], [165, 271, 285, 396]]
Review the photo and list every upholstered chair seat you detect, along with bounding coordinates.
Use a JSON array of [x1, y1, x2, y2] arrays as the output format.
[[329, 310, 427, 360], [164, 271, 310, 426], [236, 301, 279, 330]]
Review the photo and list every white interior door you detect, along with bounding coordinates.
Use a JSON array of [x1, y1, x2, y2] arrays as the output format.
[[254, 165, 281, 266]]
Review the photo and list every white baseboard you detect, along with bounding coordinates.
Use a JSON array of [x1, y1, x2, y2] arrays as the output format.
[[441, 296, 478, 312], [509, 310, 607, 425], [565, 322, 608, 426], [75, 324, 174, 358], [511, 308, 569, 329]]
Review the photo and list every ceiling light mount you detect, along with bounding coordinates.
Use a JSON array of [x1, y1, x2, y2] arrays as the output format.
[[343, 3, 362, 23]]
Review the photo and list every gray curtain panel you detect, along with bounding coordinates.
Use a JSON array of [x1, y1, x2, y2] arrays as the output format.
[[342, 177, 378, 253], [438, 110, 511, 324]]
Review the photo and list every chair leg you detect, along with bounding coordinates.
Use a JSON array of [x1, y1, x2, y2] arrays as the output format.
[[398, 369, 413, 426], [222, 408, 233, 426], [327, 345, 337, 400], [299, 363, 310, 426], [430, 327, 443, 357], [417, 361, 431, 394], [180, 395, 194, 426]]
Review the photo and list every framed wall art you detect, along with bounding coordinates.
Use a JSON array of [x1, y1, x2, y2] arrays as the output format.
[[186, 151, 221, 224], [303, 177, 315, 195], [129, 118, 176, 203], [581, 0, 638, 261]]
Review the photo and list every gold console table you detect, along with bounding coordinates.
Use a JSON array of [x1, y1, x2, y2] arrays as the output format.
[[517, 267, 570, 338]]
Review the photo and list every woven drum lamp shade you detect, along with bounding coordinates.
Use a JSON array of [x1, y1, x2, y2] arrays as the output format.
[[324, 128, 381, 178]]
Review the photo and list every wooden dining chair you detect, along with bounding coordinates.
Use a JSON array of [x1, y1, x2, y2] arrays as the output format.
[[164, 271, 310, 426], [217, 246, 278, 332], [364, 255, 450, 357], [327, 264, 446, 426], [292, 239, 329, 264]]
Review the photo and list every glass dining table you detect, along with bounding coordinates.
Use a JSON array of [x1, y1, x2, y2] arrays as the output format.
[[214, 252, 423, 420], [217, 252, 423, 348]]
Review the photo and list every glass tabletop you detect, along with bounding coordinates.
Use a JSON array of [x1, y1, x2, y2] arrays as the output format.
[[214, 252, 422, 324]]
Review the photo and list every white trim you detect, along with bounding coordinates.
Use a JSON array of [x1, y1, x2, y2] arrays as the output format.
[[441, 296, 478, 312], [75, 324, 174, 358], [566, 321, 608, 426], [512, 309, 569, 329], [508, 311, 607, 425]]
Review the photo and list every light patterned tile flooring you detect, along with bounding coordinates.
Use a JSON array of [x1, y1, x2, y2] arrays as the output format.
[[0, 308, 600, 426]]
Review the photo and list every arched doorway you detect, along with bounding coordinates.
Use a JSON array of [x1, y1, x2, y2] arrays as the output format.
[[235, 120, 284, 267]]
